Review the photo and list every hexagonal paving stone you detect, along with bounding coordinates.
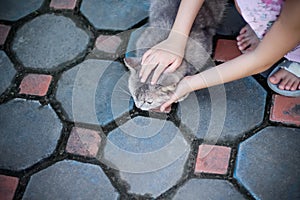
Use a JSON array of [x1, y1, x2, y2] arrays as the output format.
[[0, 0, 44, 21], [177, 77, 266, 143], [173, 179, 245, 200], [0, 51, 16, 95], [80, 0, 150, 30], [23, 160, 119, 200], [12, 14, 90, 69], [234, 126, 300, 200], [101, 116, 190, 198], [126, 25, 148, 57], [56, 59, 133, 126], [0, 99, 62, 170]]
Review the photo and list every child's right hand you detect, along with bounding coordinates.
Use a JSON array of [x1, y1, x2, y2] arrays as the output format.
[[140, 32, 188, 84]]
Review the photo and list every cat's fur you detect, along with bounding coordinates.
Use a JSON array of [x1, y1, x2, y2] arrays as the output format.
[[125, 0, 227, 111]]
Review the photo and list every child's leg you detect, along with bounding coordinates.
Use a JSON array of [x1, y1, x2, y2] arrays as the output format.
[[236, 24, 260, 53], [234, 0, 259, 52], [234, 0, 300, 94]]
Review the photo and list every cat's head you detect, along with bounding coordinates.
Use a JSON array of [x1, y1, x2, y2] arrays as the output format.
[[124, 57, 182, 111]]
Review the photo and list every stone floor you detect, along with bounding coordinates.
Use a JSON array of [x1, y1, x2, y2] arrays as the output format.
[[0, 0, 299, 200]]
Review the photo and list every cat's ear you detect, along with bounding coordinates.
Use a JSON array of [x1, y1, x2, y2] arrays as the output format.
[[158, 73, 180, 92], [124, 57, 141, 73], [161, 83, 177, 92]]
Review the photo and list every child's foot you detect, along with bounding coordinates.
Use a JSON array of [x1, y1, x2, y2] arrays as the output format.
[[236, 24, 259, 53], [269, 68, 300, 91]]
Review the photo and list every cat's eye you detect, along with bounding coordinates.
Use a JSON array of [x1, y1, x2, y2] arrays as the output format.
[[146, 100, 153, 104]]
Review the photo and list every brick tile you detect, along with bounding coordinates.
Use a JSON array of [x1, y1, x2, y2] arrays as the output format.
[[19, 74, 52, 96], [0, 175, 19, 200], [270, 95, 300, 126], [50, 0, 77, 9], [95, 35, 122, 54], [66, 127, 101, 157], [195, 144, 231, 175], [0, 24, 11, 45], [214, 39, 241, 62]]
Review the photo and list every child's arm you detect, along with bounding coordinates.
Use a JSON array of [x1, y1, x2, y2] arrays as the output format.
[[140, 0, 205, 84], [160, 0, 300, 112]]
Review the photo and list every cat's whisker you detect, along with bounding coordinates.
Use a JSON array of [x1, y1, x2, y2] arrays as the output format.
[[115, 87, 131, 96], [114, 91, 131, 97], [118, 98, 132, 101]]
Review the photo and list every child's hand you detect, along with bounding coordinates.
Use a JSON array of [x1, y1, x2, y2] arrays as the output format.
[[140, 32, 188, 84], [160, 76, 194, 112]]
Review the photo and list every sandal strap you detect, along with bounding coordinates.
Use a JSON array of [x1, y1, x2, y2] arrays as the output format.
[[279, 61, 300, 78]]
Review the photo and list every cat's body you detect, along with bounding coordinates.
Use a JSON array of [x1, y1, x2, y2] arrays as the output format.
[[125, 0, 227, 111]]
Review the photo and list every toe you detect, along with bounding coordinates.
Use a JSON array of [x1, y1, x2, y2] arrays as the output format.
[[278, 77, 289, 90], [269, 74, 280, 85], [284, 80, 293, 90], [290, 82, 298, 91]]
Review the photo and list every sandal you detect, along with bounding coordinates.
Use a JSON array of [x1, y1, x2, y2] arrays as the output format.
[[267, 60, 300, 97]]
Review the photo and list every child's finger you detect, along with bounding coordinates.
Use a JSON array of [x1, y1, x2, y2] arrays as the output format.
[[151, 63, 168, 84], [141, 49, 153, 64], [164, 59, 181, 73], [160, 95, 177, 112], [140, 50, 155, 78], [141, 62, 158, 83]]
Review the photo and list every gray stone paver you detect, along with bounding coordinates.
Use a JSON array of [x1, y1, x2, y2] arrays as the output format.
[[101, 116, 190, 197], [80, 0, 150, 30], [178, 77, 266, 143], [23, 160, 119, 200], [0, 0, 44, 21], [235, 126, 300, 200], [126, 25, 148, 57], [0, 51, 16, 95], [56, 59, 133, 126], [0, 99, 62, 171], [12, 14, 90, 69], [173, 179, 245, 200]]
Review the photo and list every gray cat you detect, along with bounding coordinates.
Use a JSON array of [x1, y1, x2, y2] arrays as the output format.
[[125, 0, 227, 111]]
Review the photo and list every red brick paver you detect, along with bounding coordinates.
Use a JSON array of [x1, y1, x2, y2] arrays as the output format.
[[195, 144, 231, 175], [214, 39, 241, 62], [0, 175, 19, 200], [66, 127, 102, 157], [0, 24, 11, 45], [270, 95, 300, 126], [19, 74, 52, 96], [95, 35, 122, 54], [50, 0, 77, 9]]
